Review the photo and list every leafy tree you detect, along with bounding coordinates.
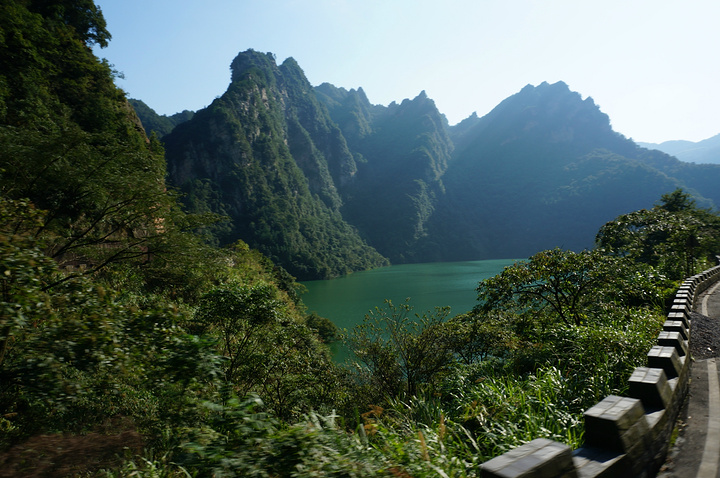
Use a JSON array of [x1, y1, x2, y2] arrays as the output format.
[[346, 299, 456, 399], [305, 312, 339, 343], [193, 283, 341, 420], [194, 284, 282, 385], [28, 0, 111, 48], [448, 311, 518, 364], [658, 188, 696, 213], [0, 197, 224, 446], [0, 0, 202, 287], [475, 248, 623, 326], [596, 188, 720, 279], [0, 198, 55, 376], [0, 125, 179, 284]]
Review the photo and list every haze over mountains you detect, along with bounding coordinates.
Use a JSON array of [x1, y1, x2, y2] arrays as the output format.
[[639, 135, 720, 164], [133, 49, 720, 280]]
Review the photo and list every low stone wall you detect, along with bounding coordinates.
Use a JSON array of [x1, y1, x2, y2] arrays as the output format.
[[480, 264, 720, 478]]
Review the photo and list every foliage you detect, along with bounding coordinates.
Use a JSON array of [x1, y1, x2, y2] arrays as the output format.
[[28, 0, 111, 48], [0, 197, 218, 447], [449, 311, 519, 364], [346, 300, 457, 400], [306, 311, 339, 343], [194, 283, 281, 385], [193, 283, 344, 421], [475, 248, 661, 326], [129, 98, 194, 138], [0, 125, 174, 279], [179, 396, 394, 477], [444, 366, 585, 458], [0, 0, 201, 288], [597, 188, 720, 279]]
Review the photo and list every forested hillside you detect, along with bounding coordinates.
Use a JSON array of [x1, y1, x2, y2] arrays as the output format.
[[423, 82, 701, 260], [315, 85, 453, 262], [128, 98, 194, 138], [162, 50, 387, 279], [150, 52, 720, 277], [0, 2, 344, 474]]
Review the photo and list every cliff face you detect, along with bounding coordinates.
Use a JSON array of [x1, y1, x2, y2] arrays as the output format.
[[163, 50, 387, 280], [278, 57, 356, 210], [318, 89, 454, 262]]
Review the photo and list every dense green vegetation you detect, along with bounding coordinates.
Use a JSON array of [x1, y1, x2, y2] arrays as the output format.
[[3, 2, 720, 476], [162, 50, 387, 280], [314, 80, 720, 266], [128, 99, 194, 138]]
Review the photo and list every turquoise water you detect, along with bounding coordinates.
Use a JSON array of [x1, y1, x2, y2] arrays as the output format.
[[300, 258, 519, 333]]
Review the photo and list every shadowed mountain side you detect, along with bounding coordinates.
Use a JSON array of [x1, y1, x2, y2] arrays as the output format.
[[419, 82, 708, 261], [317, 85, 453, 262], [129, 98, 194, 138]]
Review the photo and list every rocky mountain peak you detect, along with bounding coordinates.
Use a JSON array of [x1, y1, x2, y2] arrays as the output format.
[[230, 49, 278, 83]]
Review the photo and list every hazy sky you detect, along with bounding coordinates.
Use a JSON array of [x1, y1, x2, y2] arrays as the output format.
[[94, 0, 720, 143]]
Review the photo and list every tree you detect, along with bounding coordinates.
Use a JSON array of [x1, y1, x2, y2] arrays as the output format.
[[193, 283, 340, 419], [475, 248, 620, 326], [28, 0, 111, 48], [194, 284, 281, 386], [347, 299, 456, 399], [0, 197, 54, 375], [448, 311, 518, 364], [658, 188, 696, 213], [0, 125, 185, 288], [596, 189, 720, 279], [0, 0, 196, 286], [0, 196, 222, 442]]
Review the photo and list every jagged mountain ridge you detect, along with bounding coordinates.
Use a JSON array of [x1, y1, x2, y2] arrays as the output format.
[[423, 82, 696, 260], [148, 50, 720, 279], [162, 50, 387, 280], [315, 85, 453, 262]]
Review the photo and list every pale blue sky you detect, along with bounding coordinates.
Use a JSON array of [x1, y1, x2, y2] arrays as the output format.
[[94, 0, 719, 143]]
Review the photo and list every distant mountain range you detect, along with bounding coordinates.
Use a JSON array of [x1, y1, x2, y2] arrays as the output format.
[[133, 49, 720, 280], [638, 135, 720, 164]]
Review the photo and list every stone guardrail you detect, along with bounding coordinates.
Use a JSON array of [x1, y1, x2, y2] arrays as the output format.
[[480, 264, 720, 478]]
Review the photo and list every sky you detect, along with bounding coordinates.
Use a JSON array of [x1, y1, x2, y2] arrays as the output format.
[[93, 0, 720, 144]]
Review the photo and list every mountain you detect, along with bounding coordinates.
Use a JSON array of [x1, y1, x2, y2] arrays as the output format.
[[162, 50, 387, 280], [423, 82, 697, 260], [153, 52, 720, 277], [638, 134, 720, 164], [320, 80, 715, 262], [129, 98, 194, 138], [316, 85, 453, 262]]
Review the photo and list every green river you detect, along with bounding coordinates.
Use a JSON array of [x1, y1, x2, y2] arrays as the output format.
[[300, 259, 519, 339]]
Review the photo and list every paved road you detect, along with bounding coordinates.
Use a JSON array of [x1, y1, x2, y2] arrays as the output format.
[[659, 281, 720, 477]]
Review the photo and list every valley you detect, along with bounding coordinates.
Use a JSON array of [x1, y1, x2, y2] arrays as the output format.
[[135, 50, 720, 280]]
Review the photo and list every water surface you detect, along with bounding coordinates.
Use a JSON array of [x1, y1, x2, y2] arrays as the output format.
[[301, 259, 519, 333]]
